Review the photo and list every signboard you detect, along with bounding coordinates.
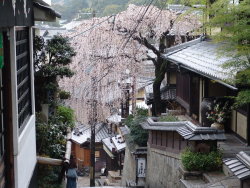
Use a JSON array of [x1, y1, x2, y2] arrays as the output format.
[[0, 33, 3, 68], [137, 158, 146, 177]]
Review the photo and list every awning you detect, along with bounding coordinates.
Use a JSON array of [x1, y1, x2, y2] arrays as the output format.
[[33, 2, 61, 22]]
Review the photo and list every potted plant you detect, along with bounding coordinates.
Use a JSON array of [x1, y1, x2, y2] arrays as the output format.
[[206, 101, 231, 130]]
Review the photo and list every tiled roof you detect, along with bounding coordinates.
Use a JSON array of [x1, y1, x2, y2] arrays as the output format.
[[112, 135, 126, 152], [163, 38, 246, 85], [141, 117, 226, 141], [107, 114, 121, 124], [177, 122, 226, 141], [102, 135, 126, 153], [224, 151, 250, 180], [145, 84, 176, 105], [71, 123, 114, 144], [140, 117, 185, 131]]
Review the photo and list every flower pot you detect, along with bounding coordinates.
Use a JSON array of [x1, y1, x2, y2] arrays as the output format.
[[211, 122, 224, 130]]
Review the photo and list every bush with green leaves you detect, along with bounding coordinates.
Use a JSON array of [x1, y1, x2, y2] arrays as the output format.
[[36, 120, 66, 159], [159, 115, 179, 122], [59, 90, 71, 100], [36, 106, 75, 159], [37, 164, 63, 188], [56, 105, 75, 128], [181, 149, 223, 172], [125, 108, 148, 146]]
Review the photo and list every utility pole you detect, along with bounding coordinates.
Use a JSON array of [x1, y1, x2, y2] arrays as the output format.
[[90, 76, 97, 187], [89, 8, 97, 186]]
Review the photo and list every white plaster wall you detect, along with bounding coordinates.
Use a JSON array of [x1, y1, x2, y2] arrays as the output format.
[[10, 27, 37, 188], [15, 116, 37, 188]]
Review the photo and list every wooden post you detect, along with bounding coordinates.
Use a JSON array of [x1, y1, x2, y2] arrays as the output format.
[[90, 77, 97, 187], [37, 156, 63, 166], [64, 129, 72, 163], [119, 153, 122, 176]]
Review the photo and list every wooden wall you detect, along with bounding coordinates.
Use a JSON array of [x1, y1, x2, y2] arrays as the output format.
[[72, 142, 107, 172], [149, 130, 193, 154]]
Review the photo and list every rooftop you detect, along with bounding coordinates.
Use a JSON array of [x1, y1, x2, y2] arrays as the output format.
[[163, 37, 247, 89], [71, 123, 113, 145], [177, 122, 226, 141], [224, 151, 250, 180]]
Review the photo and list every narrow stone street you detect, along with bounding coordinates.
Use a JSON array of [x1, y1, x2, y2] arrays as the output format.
[[77, 176, 90, 187]]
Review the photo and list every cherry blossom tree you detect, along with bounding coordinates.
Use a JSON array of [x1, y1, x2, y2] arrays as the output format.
[[59, 4, 201, 123]]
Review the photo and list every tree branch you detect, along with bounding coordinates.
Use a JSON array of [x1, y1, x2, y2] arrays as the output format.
[[132, 33, 161, 57], [142, 55, 157, 65]]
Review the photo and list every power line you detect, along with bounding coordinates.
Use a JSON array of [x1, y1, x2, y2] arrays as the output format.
[[69, 15, 115, 39], [121, 0, 156, 49]]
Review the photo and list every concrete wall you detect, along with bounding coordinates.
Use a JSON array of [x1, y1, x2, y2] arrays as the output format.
[[146, 147, 181, 188], [121, 147, 137, 186]]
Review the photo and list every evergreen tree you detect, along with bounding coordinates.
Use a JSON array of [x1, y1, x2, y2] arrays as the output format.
[[34, 35, 76, 111]]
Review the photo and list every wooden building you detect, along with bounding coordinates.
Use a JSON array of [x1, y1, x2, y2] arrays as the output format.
[[71, 123, 113, 172], [141, 117, 225, 154], [0, 1, 60, 187], [162, 37, 249, 143]]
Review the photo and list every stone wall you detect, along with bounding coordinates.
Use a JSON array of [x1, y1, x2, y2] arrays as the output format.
[[121, 147, 137, 186], [146, 147, 181, 188]]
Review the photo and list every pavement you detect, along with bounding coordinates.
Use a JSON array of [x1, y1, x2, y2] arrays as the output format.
[[77, 176, 90, 187]]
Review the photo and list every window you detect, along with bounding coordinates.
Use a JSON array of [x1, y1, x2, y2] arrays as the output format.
[[16, 28, 32, 131]]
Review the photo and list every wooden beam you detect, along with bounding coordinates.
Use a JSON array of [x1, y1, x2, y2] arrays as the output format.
[[37, 156, 63, 166], [64, 129, 72, 164]]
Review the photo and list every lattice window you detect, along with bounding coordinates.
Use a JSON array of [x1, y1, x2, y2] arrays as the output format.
[[16, 28, 32, 131]]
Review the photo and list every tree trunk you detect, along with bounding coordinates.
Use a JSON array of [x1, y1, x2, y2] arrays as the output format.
[[153, 57, 166, 116]]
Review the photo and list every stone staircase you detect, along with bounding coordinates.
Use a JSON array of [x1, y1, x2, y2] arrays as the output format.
[[180, 164, 241, 188]]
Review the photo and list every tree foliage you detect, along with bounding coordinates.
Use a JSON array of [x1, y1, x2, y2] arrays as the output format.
[[34, 35, 76, 110], [36, 106, 75, 158], [206, 0, 250, 106], [125, 108, 148, 146]]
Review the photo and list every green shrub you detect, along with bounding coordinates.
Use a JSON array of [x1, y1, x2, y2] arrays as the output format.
[[159, 115, 179, 122], [58, 90, 71, 100], [37, 164, 63, 188], [36, 120, 66, 158], [125, 108, 148, 146], [135, 107, 148, 117], [124, 114, 134, 127], [56, 105, 75, 128], [128, 116, 148, 146], [181, 149, 223, 172]]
